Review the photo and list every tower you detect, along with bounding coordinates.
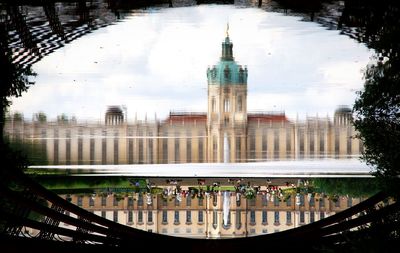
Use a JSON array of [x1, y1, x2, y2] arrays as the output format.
[[207, 25, 248, 162], [105, 105, 124, 125]]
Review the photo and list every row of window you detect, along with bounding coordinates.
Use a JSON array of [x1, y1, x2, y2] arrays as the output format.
[[100, 210, 326, 226], [211, 96, 243, 113], [76, 195, 350, 209]]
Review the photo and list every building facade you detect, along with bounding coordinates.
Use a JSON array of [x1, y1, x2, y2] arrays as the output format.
[[4, 33, 363, 165], [57, 191, 361, 238]]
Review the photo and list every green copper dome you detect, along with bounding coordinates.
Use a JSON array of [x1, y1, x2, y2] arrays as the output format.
[[207, 35, 248, 86]]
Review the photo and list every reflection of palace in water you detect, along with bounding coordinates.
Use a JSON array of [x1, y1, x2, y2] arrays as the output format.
[[4, 31, 363, 164], [58, 189, 361, 238]]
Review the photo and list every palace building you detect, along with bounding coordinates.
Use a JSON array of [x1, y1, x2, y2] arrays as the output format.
[[4, 31, 363, 165], [55, 191, 362, 239]]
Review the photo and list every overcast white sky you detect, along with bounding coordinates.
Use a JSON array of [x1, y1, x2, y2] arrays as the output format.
[[9, 5, 373, 121]]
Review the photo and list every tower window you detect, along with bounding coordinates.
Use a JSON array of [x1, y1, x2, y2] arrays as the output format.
[[224, 66, 230, 79], [224, 99, 230, 112], [237, 96, 242, 112], [211, 97, 216, 113]]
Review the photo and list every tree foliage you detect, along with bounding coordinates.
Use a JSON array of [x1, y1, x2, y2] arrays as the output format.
[[351, 1, 400, 196]]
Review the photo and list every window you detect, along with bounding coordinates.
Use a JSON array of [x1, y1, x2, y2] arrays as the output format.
[[174, 134, 180, 163], [128, 130, 134, 164], [224, 98, 230, 112], [223, 211, 231, 227], [309, 196, 315, 207], [148, 138, 153, 163], [113, 196, 119, 206], [175, 196, 180, 206], [54, 130, 59, 165], [213, 211, 218, 229], [77, 196, 83, 207], [347, 197, 353, 207], [274, 129, 279, 160], [113, 211, 118, 222], [335, 199, 340, 207], [262, 131, 267, 160], [212, 137, 218, 162], [128, 211, 133, 223], [174, 211, 180, 224], [274, 211, 280, 225], [186, 211, 191, 223], [262, 194, 268, 206], [148, 211, 153, 223], [310, 211, 315, 223], [319, 198, 325, 208], [211, 97, 216, 112], [101, 211, 106, 218], [319, 131, 325, 155], [78, 130, 83, 164], [286, 129, 291, 158], [236, 210, 241, 229], [198, 211, 204, 223], [138, 211, 143, 223], [299, 129, 304, 159], [101, 132, 106, 164], [198, 137, 204, 162], [249, 132, 256, 161], [300, 194, 305, 207], [186, 194, 191, 207], [162, 198, 167, 207], [320, 212, 325, 219], [128, 197, 133, 207], [114, 133, 119, 164], [250, 198, 256, 206], [236, 136, 241, 162], [224, 67, 230, 79], [138, 138, 144, 164], [335, 128, 340, 158], [309, 129, 314, 157], [286, 195, 292, 206], [66, 130, 71, 165], [262, 210, 267, 224], [286, 211, 292, 224], [300, 211, 305, 223], [198, 197, 203, 206], [101, 196, 106, 206], [274, 196, 280, 207], [237, 95, 242, 112], [162, 132, 168, 163], [138, 193, 143, 206], [89, 197, 94, 207], [186, 137, 191, 163], [250, 211, 256, 224], [162, 210, 168, 223]]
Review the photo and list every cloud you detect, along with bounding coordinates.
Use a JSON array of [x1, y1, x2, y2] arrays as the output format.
[[9, 5, 372, 121]]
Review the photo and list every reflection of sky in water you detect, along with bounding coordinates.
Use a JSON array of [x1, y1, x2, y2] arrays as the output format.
[[10, 5, 372, 121]]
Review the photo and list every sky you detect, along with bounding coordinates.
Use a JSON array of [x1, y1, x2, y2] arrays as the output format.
[[9, 5, 373, 121]]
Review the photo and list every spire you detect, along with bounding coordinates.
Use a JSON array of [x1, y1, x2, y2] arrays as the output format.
[[221, 24, 234, 61]]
